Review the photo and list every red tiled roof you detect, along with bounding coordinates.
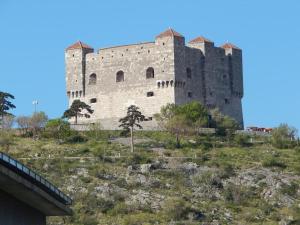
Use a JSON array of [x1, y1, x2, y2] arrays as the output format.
[[66, 41, 93, 50], [221, 43, 241, 50], [189, 36, 213, 44], [156, 28, 184, 39]]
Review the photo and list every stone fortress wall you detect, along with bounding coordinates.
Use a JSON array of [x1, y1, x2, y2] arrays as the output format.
[[65, 28, 244, 130]]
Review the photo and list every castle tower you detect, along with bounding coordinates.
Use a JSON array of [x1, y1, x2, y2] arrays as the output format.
[[65, 41, 94, 102], [188, 36, 214, 55], [187, 36, 214, 105], [221, 43, 244, 128]]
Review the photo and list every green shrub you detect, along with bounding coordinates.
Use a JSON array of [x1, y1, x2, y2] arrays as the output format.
[[126, 153, 152, 165], [224, 183, 255, 205], [43, 118, 72, 140], [0, 131, 14, 152], [262, 157, 287, 169], [65, 133, 88, 143], [234, 133, 251, 147], [280, 182, 299, 196], [164, 198, 192, 221], [271, 124, 298, 149]]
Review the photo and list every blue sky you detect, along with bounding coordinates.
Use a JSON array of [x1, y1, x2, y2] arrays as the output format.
[[0, 0, 299, 129]]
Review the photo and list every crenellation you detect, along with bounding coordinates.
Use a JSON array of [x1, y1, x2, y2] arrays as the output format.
[[65, 28, 244, 129]]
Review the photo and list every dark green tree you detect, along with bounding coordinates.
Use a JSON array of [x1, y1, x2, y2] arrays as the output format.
[[62, 100, 94, 124], [0, 92, 16, 127], [119, 105, 145, 153]]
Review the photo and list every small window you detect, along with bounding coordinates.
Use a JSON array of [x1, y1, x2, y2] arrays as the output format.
[[157, 82, 161, 88], [166, 81, 169, 87], [188, 92, 192, 98], [75, 91, 78, 97], [79, 91, 82, 97], [146, 67, 154, 79], [186, 68, 192, 79], [72, 92, 74, 98], [147, 91, 154, 97], [90, 98, 97, 103], [89, 74, 97, 84], [67, 91, 70, 98], [116, 71, 124, 82], [225, 98, 229, 104], [170, 80, 174, 87]]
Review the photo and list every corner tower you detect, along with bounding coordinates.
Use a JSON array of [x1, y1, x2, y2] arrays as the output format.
[[221, 43, 244, 127], [65, 41, 94, 102]]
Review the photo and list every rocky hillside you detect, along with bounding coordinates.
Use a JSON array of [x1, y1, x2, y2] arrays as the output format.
[[5, 131, 300, 225]]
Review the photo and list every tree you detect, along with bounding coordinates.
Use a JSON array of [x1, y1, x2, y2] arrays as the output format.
[[63, 100, 94, 124], [44, 118, 72, 140], [0, 91, 16, 128], [16, 116, 31, 135], [155, 102, 209, 148], [271, 123, 298, 149], [30, 112, 48, 136], [119, 105, 145, 153], [209, 108, 238, 137], [1, 115, 15, 130]]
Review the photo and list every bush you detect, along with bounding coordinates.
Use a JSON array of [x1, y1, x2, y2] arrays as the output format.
[[262, 157, 287, 169], [280, 182, 299, 196], [126, 153, 152, 165], [0, 131, 14, 152], [164, 198, 192, 221], [43, 118, 72, 140], [234, 133, 251, 147], [224, 183, 255, 205], [65, 133, 88, 143], [271, 124, 298, 149]]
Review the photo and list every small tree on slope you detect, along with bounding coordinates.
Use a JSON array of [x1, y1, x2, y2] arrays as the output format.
[[62, 100, 94, 124], [119, 105, 145, 153]]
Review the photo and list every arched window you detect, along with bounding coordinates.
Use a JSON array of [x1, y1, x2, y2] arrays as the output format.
[[162, 81, 165, 88], [157, 82, 161, 88], [116, 71, 124, 82], [186, 68, 192, 79], [89, 73, 97, 85], [146, 67, 154, 79], [170, 80, 174, 87]]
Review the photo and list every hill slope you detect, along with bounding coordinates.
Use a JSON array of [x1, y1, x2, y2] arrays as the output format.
[[5, 132, 300, 225]]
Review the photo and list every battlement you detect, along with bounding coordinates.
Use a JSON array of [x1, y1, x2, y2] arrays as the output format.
[[65, 28, 244, 129]]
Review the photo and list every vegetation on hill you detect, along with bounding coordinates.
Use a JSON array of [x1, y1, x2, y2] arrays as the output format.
[[1, 124, 299, 224]]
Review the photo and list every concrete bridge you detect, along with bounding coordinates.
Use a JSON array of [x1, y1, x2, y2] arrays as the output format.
[[0, 152, 72, 225]]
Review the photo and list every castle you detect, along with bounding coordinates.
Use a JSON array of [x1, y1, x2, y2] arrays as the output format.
[[65, 28, 244, 129]]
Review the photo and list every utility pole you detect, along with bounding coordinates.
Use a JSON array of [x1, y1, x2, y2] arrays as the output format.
[[32, 100, 38, 113]]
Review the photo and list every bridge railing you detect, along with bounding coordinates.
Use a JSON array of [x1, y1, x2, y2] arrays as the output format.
[[0, 152, 72, 205]]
